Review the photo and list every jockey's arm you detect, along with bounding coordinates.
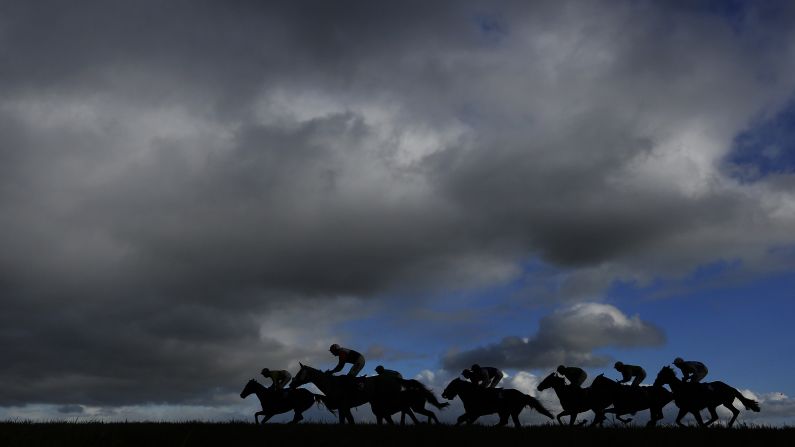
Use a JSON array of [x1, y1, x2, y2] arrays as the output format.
[[329, 358, 345, 374]]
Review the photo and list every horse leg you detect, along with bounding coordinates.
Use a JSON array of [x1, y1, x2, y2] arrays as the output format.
[[569, 411, 579, 426], [616, 414, 633, 424], [647, 406, 662, 427], [456, 413, 469, 426], [346, 408, 356, 425], [260, 413, 274, 424], [420, 408, 439, 424], [511, 411, 522, 428], [496, 411, 509, 427], [725, 403, 740, 428], [675, 408, 688, 427], [692, 409, 706, 427], [412, 407, 433, 424], [590, 411, 604, 427], [405, 408, 420, 425], [289, 411, 304, 424], [556, 410, 568, 425], [254, 411, 264, 425], [705, 406, 719, 426]]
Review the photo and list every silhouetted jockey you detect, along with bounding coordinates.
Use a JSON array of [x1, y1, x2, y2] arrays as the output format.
[[327, 344, 366, 377], [557, 365, 587, 388], [614, 361, 646, 387], [375, 365, 403, 379], [261, 368, 292, 390], [673, 357, 708, 383], [463, 364, 504, 388]]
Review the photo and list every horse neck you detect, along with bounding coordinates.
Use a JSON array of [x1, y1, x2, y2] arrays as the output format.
[[594, 377, 617, 390], [302, 368, 333, 394], [456, 381, 475, 398], [250, 382, 271, 405], [665, 374, 685, 394], [550, 380, 569, 397]]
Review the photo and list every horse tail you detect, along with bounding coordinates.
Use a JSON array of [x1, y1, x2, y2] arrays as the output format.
[[733, 388, 761, 412], [314, 394, 337, 416], [525, 394, 554, 419], [405, 379, 449, 409]]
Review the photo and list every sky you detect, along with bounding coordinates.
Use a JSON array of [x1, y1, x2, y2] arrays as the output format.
[[1, 0, 794, 425]]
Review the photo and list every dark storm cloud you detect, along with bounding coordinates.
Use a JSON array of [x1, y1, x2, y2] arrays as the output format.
[[1, 0, 795, 409], [442, 303, 665, 371]]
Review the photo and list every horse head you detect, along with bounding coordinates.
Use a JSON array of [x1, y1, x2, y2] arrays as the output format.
[[240, 378, 258, 398], [442, 378, 463, 400], [291, 363, 310, 389], [537, 371, 564, 391], [653, 365, 676, 387]]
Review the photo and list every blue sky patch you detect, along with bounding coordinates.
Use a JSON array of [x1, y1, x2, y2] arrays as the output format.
[[727, 96, 795, 181]]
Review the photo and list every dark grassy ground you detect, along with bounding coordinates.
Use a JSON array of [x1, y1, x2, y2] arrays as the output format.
[[1, 422, 793, 447]]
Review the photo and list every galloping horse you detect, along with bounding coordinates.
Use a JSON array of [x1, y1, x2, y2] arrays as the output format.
[[290, 363, 374, 424], [537, 372, 612, 426], [290, 363, 447, 424], [589, 374, 672, 426], [375, 376, 450, 424], [442, 378, 553, 427], [654, 366, 760, 427], [240, 379, 331, 424]]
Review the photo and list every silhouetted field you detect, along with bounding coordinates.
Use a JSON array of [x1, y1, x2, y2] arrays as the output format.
[[1, 422, 792, 447]]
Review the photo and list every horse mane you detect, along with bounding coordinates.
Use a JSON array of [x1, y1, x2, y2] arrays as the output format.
[[298, 363, 321, 372], [593, 373, 615, 383]]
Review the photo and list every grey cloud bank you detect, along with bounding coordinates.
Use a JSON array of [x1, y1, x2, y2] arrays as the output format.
[[1, 0, 795, 412], [443, 303, 665, 371]]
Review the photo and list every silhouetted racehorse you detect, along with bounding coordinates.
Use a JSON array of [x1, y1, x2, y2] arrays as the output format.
[[290, 363, 373, 424], [240, 378, 331, 424], [290, 363, 445, 424], [374, 376, 450, 424], [654, 366, 760, 427], [442, 378, 553, 427], [589, 374, 672, 426], [537, 372, 612, 426]]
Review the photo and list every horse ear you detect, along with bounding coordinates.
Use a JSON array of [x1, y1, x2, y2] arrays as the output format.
[[299, 362, 304, 367]]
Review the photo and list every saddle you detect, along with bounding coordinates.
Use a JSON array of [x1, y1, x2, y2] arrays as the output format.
[[268, 387, 291, 400], [340, 375, 367, 392]]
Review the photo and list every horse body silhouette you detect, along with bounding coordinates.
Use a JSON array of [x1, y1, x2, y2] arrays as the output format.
[[373, 376, 450, 424], [589, 374, 672, 426], [654, 366, 760, 427], [290, 363, 373, 424], [537, 372, 612, 426], [442, 378, 553, 427], [290, 363, 446, 424], [240, 378, 331, 424]]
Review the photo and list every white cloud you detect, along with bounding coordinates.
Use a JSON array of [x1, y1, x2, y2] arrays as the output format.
[[444, 303, 665, 370]]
